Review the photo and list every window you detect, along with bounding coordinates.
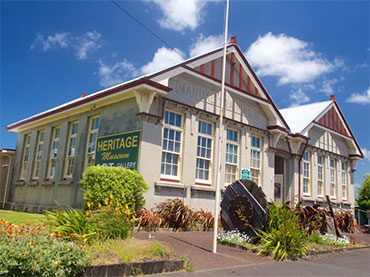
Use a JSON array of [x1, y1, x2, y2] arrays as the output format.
[[317, 155, 324, 196], [85, 116, 100, 169], [48, 126, 60, 179], [302, 151, 311, 195], [32, 130, 45, 179], [225, 129, 239, 184], [64, 121, 78, 178], [250, 136, 261, 186], [20, 134, 31, 180], [330, 158, 337, 198], [196, 120, 213, 182], [161, 111, 182, 178], [341, 161, 347, 200]]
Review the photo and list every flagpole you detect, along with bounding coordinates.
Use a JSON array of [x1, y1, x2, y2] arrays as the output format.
[[213, 0, 230, 254]]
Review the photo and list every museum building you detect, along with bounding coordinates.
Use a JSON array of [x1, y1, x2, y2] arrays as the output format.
[[4, 39, 363, 213]]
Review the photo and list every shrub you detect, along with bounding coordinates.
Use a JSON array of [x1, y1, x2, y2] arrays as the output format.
[[198, 209, 214, 231], [156, 198, 199, 230], [82, 166, 149, 214], [45, 208, 96, 241], [90, 208, 132, 240], [257, 202, 307, 260], [0, 219, 90, 277], [46, 199, 134, 241], [136, 208, 164, 231]]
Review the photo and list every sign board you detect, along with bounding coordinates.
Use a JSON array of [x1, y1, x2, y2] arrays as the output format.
[[241, 168, 250, 180], [95, 130, 141, 170]]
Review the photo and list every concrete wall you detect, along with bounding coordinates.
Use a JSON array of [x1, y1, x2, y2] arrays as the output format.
[[7, 97, 141, 212]]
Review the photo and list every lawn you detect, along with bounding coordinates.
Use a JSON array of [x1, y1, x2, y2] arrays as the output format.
[[0, 209, 46, 226], [88, 238, 174, 265]]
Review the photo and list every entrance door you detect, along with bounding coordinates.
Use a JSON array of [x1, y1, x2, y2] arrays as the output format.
[[274, 156, 285, 204]]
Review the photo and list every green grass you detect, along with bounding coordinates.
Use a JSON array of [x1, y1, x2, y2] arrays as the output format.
[[0, 209, 46, 226], [87, 238, 174, 265]]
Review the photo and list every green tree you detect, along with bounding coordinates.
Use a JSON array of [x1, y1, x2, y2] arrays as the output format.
[[356, 174, 370, 211]]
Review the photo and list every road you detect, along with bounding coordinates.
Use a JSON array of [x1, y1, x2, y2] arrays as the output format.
[[155, 248, 370, 277]]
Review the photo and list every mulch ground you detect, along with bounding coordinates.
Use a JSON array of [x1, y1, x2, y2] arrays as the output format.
[[133, 231, 272, 271]]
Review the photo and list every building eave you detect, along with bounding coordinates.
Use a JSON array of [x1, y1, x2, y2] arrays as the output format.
[[6, 78, 171, 133]]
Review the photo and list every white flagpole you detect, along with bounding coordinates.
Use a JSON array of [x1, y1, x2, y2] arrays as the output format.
[[213, 0, 230, 254]]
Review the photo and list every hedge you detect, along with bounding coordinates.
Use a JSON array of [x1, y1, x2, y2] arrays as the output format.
[[82, 166, 148, 213]]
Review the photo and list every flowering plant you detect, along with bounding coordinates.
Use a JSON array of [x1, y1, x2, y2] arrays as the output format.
[[0, 218, 90, 276], [217, 229, 251, 245]]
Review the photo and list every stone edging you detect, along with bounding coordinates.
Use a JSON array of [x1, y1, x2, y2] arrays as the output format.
[[220, 241, 370, 257], [85, 259, 184, 276], [306, 245, 370, 256]]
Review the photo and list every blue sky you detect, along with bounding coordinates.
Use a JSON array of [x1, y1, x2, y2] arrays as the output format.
[[1, 0, 369, 190]]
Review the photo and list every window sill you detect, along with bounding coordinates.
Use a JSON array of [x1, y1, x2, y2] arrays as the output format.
[[302, 195, 315, 201], [58, 179, 74, 186], [191, 184, 216, 192], [41, 180, 55, 186], [194, 180, 212, 186], [160, 177, 180, 183], [155, 180, 186, 189], [28, 181, 39, 186], [15, 181, 25, 186]]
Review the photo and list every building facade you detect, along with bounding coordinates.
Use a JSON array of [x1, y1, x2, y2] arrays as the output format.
[[5, 41, 363, 213]]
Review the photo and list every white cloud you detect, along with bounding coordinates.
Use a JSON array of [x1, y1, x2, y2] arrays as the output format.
[[97, 59, 138, 87], [151, 0, 207, 32], [31, 31, 102, 60], [189, 34, 223, 57], [361, 148, 370, 162], [245, 32, 335, 85], [75, 31, 101, 60], [31, 32, 70, 50], [319, 78, 338, 94], [346, 87, 370, 104], [289, 89, 310, 106], [140, 47, 184, 75]]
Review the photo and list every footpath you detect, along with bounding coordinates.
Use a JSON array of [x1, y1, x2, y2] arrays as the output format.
[[133, 231, 272, 272]]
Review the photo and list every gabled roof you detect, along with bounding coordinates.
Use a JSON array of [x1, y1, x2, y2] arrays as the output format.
[[280, 101, 331, 134], [7, 40, 289, 132], [280, 99, 363, 158]]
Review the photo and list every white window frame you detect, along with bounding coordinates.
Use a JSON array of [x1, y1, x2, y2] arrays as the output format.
[[48, 126, 60, 179], [250, 135, 262, 186], [302, 151, 311, 196], [20, 134, 31, 180], [32, 130, 45, 180], [330, 158, 337, 199], [317, 155, 324, 197], [341, 161, 348, 200], [64, 121, 79, 178], [225, 128, 239, 185], [160, 110, 183, 180], [195, 119, 214, 184], [84, 115, 100, 170]]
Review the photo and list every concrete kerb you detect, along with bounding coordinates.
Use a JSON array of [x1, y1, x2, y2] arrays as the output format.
[[84, 260, 184, 276]]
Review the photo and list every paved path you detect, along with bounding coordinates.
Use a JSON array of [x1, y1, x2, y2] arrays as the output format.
[[154, 248, 370, 277], [134, 231, 271, 271]]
